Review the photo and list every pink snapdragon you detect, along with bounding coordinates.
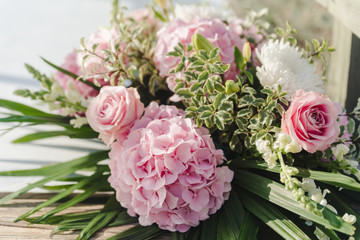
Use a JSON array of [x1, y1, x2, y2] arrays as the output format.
[[281, 90, 340, 153], [54, 50, 98, 97], [108, 102, 233, 232], [86, 86, 144, 145], [78, 27, 121, 82]]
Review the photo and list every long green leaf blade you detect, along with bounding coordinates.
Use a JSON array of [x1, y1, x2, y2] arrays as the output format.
[[234, 160, 360, 191], [16, 170, 105, 221], [241, 189, 311, 240], [77, 211, 118, 240], [41, 57, 100, 90], [33, 178, 107, 223], [0, 150, 108, 176], [216, 190, 245, 240], [237, 211, 259, 240], [0, 99, 60, 118], [107, 224, 163, 240], [12, 129, 98, 143], [235, 169, 355, 235]]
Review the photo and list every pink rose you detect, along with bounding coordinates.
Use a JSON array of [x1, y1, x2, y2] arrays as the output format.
[[54, 50, 98, 98], [108, 102, 233, 232], [281, 90, 340, 153], [86, 86, 144, 145]]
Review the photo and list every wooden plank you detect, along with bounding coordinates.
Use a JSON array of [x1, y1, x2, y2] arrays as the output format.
[[345, 34, 360, 111], [315, 0, 360, 38], [0, 193, 171, 240], [325, 19, 352, 105]]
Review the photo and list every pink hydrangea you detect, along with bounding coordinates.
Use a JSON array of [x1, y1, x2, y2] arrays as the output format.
[[86, 86, 144, 146], [154, 18, 245, 93], [54, 50, 98, 97], [108, 102, 233, 232]]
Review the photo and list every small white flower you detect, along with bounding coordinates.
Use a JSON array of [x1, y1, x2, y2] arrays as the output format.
[[301, 178, 317, 192], [332, 144, 350, 160], [255, 138, 278, 168], [51, 82, 64, 96], [263, 151, 277, 168], [65, 81, 82, 103], [255, 138, 271, 154], [70, 114, 88, 128], [256, 39, 325, 100], [173, 3, 235, 22], [274, 133, 302, 153], [342, 213, 357, 224]]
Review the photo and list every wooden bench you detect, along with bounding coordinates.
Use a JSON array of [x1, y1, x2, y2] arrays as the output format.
[[315, 0, 360, 110]]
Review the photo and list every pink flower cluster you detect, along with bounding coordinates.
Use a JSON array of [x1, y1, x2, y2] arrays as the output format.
[[281, 90, 340, 153], [54, 27, 120, 98], [108, 102, 233, 232], [154, 18, 245, 93], [54, 50, 98, 97]]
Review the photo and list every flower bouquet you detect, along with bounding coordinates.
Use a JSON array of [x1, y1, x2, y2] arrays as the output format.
[[1, 0, 360, 239]]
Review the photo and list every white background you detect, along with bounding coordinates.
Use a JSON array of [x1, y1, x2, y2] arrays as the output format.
[[0, 0, 223, 191]]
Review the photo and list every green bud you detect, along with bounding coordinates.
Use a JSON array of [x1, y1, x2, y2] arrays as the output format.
[[225, 80, 240, 94], [192, 33, 221, 61], [242, 42, 252, 62]]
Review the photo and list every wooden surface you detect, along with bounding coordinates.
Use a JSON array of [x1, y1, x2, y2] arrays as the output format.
[[316, 0, 360, 38], [325, 19, 352, 105], [0, 193, 170, 240]]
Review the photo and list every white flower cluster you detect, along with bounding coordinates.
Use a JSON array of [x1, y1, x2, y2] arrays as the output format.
[[331, 144, 360, 181], [255, 138, 277, 168], [301, 178, 357, 240], [274, 133, 302, 154], [256, 132, 301, 168], [256, 39, 325, 100]]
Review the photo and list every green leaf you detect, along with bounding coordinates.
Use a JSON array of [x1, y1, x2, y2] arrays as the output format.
[[315, 224, 341, 240], [214, 93, 226, 109], [198, 71, 209, 82], [200, 110, 213, 120], [0, 99, 61, 118], [41, 57, 99, 90], [347, 118, 355, 135], [217, 191, 245, 240], [0, 151, 108, 178], [209, 48, 220, 60], [214, 114, 225, 130], [234, 170, 355, 235], [33, 177, 108, 223], [244, 71, 253, 85], [201, 212, 219, 240], [176, 89, 194, 98], [241, 190, 311, 240], [234, 160, 360, 191], [12, 128, 98, 143], [77, 196, 119, 240], [261, 88, 274, 96], [16, 170, 106, 222], [107, 224, 162, 240], [234, 46, 246, 70], [237, 211, 259, 240], [172, 232, 186, 240]]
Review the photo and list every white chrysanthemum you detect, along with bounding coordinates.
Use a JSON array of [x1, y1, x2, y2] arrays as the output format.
[[256, 39, 325, 100], [173, 3, 235, 22]]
